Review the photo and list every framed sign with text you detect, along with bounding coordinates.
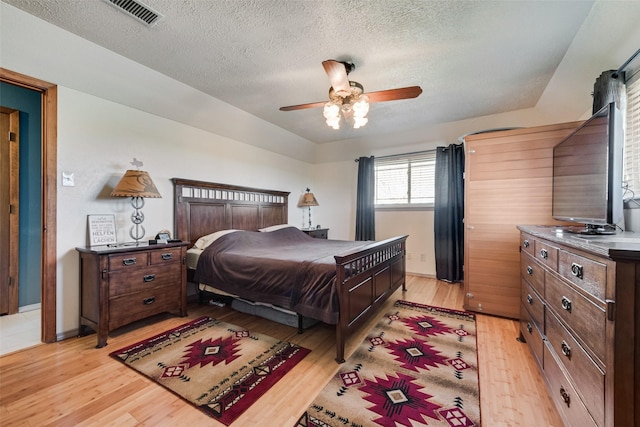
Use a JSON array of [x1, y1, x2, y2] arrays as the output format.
[[88, 214, 117, 246]]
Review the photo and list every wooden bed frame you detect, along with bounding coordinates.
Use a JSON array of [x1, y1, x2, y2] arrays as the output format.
[[172, 178, 407, 362]]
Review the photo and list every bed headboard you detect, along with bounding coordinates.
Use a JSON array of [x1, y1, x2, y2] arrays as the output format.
[[172, 178, 289, 247]]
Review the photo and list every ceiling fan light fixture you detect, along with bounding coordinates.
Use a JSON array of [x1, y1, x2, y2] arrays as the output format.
[[323, 89, 370, 130], [352, 95, 370, 117], [324, 102, 341, 129], [353, 116, 368, 129]]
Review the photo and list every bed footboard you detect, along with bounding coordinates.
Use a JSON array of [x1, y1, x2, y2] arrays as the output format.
[[333, 235, 408, 363]]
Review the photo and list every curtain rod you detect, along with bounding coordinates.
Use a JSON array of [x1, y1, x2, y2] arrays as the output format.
[[354, 149, 439, 162], [614, 47, 640, 79]]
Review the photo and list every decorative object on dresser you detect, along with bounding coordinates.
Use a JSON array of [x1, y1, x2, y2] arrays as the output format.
[[297, 300, 479, 427], [518, 225, 640, 427], [463, 122, 581, 318], [87, 214, 117, 246], [76, 240, 188, 348], [301, 227, 328, 239], [110, 158, 162, 243], [110, 316, 310, 426], [297, 187, 319, 229]]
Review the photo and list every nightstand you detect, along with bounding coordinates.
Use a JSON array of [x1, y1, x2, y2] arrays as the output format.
[[301, 228, 329, 239], [76, 241, 188, 348]]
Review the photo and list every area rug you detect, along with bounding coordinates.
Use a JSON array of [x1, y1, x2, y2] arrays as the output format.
[[296, 301, 479, 427], [110, 316, 310, 425]]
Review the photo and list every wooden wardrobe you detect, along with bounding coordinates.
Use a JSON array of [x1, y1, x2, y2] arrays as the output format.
[[463, 122, 581, 318]]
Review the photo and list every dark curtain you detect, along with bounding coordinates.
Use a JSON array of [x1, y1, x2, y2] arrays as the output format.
[[355, 156, 375, 241], [434, 144, 465, 282]]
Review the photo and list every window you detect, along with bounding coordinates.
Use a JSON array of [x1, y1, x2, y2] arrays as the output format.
[[374, 151, 436, 207], [625, 70, 640, 200]]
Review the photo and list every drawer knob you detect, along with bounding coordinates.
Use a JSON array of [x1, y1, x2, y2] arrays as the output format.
[[561, 296, 572, 313], [523, 240, 530, 248], [161, 253, 173, 260], [540, 249, 548, 259], [526, 322, 532, 334], [561, 341, 572, 358], [527, 294, 533, 304], [143, 274, 155, 282], [122, 258, 137, 266], [570, 262, 583, 279], [526, 266, 533, 276], [143, 297, 155, 305], [559, 387, 571, 407]]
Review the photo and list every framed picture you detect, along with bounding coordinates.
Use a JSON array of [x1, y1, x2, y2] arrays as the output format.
[[88, 214, 117, 246]]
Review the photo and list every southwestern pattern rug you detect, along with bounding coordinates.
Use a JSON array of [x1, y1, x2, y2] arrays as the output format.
[[110, 316, 310, 425], [296, 301, 479, 427]]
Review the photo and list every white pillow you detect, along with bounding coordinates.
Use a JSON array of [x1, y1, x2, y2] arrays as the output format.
[[258, 224, 297, 232], [193, 229, 239, 249]]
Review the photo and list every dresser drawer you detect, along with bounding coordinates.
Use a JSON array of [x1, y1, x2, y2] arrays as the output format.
[[520, 304, 544, 368], [558, 250, 607, 302], [534, 240, 559, 271], [545, 273, 606, 363], [109, 251, 150, 271], [109, 266, 181, 297], [521, 279, 544, 331], [150, 247, 182, 265], [543, 343, 598, 427], [521, 233, 535, 257], [77, 241, 188, 348], [521, 252, 544, 296], [109, 286, 181, 330], [546, 310, 605, 426]]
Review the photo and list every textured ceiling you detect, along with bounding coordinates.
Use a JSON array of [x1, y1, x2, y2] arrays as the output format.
[[0, 0, 612, 145]]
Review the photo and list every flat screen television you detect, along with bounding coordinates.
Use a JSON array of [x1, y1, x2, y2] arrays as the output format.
[[552, 102, 624, 234]]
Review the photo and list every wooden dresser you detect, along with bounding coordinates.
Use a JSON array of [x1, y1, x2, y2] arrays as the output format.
[[518, 225, 639, 427], [76, 241, 188, 348]]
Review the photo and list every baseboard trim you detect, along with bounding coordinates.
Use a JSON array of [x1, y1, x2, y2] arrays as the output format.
[[406, 272, 436, 278], [56, 329, 79, 342]]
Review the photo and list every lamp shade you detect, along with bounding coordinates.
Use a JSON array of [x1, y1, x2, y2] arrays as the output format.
[[298, 192, 319, 207], [110, 170, 162, 198]]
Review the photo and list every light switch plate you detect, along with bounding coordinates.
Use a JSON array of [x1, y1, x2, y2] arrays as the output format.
[[62, 172, 75, 187]]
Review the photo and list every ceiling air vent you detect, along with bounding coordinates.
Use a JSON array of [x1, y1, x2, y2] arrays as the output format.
[[103, 0, 163, 27]]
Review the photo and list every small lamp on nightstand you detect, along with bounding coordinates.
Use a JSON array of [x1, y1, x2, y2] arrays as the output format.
[[297, 188, 319, 229], [111, 162, 161, 243]]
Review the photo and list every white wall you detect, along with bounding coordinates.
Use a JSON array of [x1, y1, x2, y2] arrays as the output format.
[[55, 88, 311, 334]]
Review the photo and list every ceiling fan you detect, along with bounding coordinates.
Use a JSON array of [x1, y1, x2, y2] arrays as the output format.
[[279, 60, 423, 129]]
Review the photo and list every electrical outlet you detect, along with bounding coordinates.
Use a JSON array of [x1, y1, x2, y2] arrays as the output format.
[[420, 253, 426, 262]]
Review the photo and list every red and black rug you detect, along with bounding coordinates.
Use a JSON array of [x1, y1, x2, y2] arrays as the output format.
[[110, 316, 310, 425], [296, 301, 480, 427]]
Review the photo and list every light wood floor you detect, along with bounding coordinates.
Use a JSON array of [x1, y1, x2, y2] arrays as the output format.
[[0, 276, 563, 426]]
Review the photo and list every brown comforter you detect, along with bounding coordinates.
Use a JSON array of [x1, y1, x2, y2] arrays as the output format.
[[194, 227, 369, 324]]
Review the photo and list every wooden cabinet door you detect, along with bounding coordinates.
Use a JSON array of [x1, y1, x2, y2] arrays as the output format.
[[463, 122, 579, 318]]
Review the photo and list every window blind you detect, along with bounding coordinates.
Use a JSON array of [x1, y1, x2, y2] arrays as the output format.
[[374, 150, 436, 206], [625, 70, 640, 199]]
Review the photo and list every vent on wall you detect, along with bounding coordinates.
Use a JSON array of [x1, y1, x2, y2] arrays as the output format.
[[103, 0, 163, 26]]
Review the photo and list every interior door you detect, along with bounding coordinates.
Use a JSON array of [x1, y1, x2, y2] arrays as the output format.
[[0, 107, 20, 315]]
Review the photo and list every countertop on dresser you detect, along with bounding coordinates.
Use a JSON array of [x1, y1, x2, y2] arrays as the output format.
[[517, 225, 640, 260]]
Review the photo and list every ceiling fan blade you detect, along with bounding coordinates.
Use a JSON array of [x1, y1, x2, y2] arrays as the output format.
[[279, 100, 328, 111], [366, 86, 423, 103], [322, 60, 351, 94]]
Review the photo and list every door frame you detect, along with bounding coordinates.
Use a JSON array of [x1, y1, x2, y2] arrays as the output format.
[[0, 107, 20, 315], [0, 68, 57, 343]]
